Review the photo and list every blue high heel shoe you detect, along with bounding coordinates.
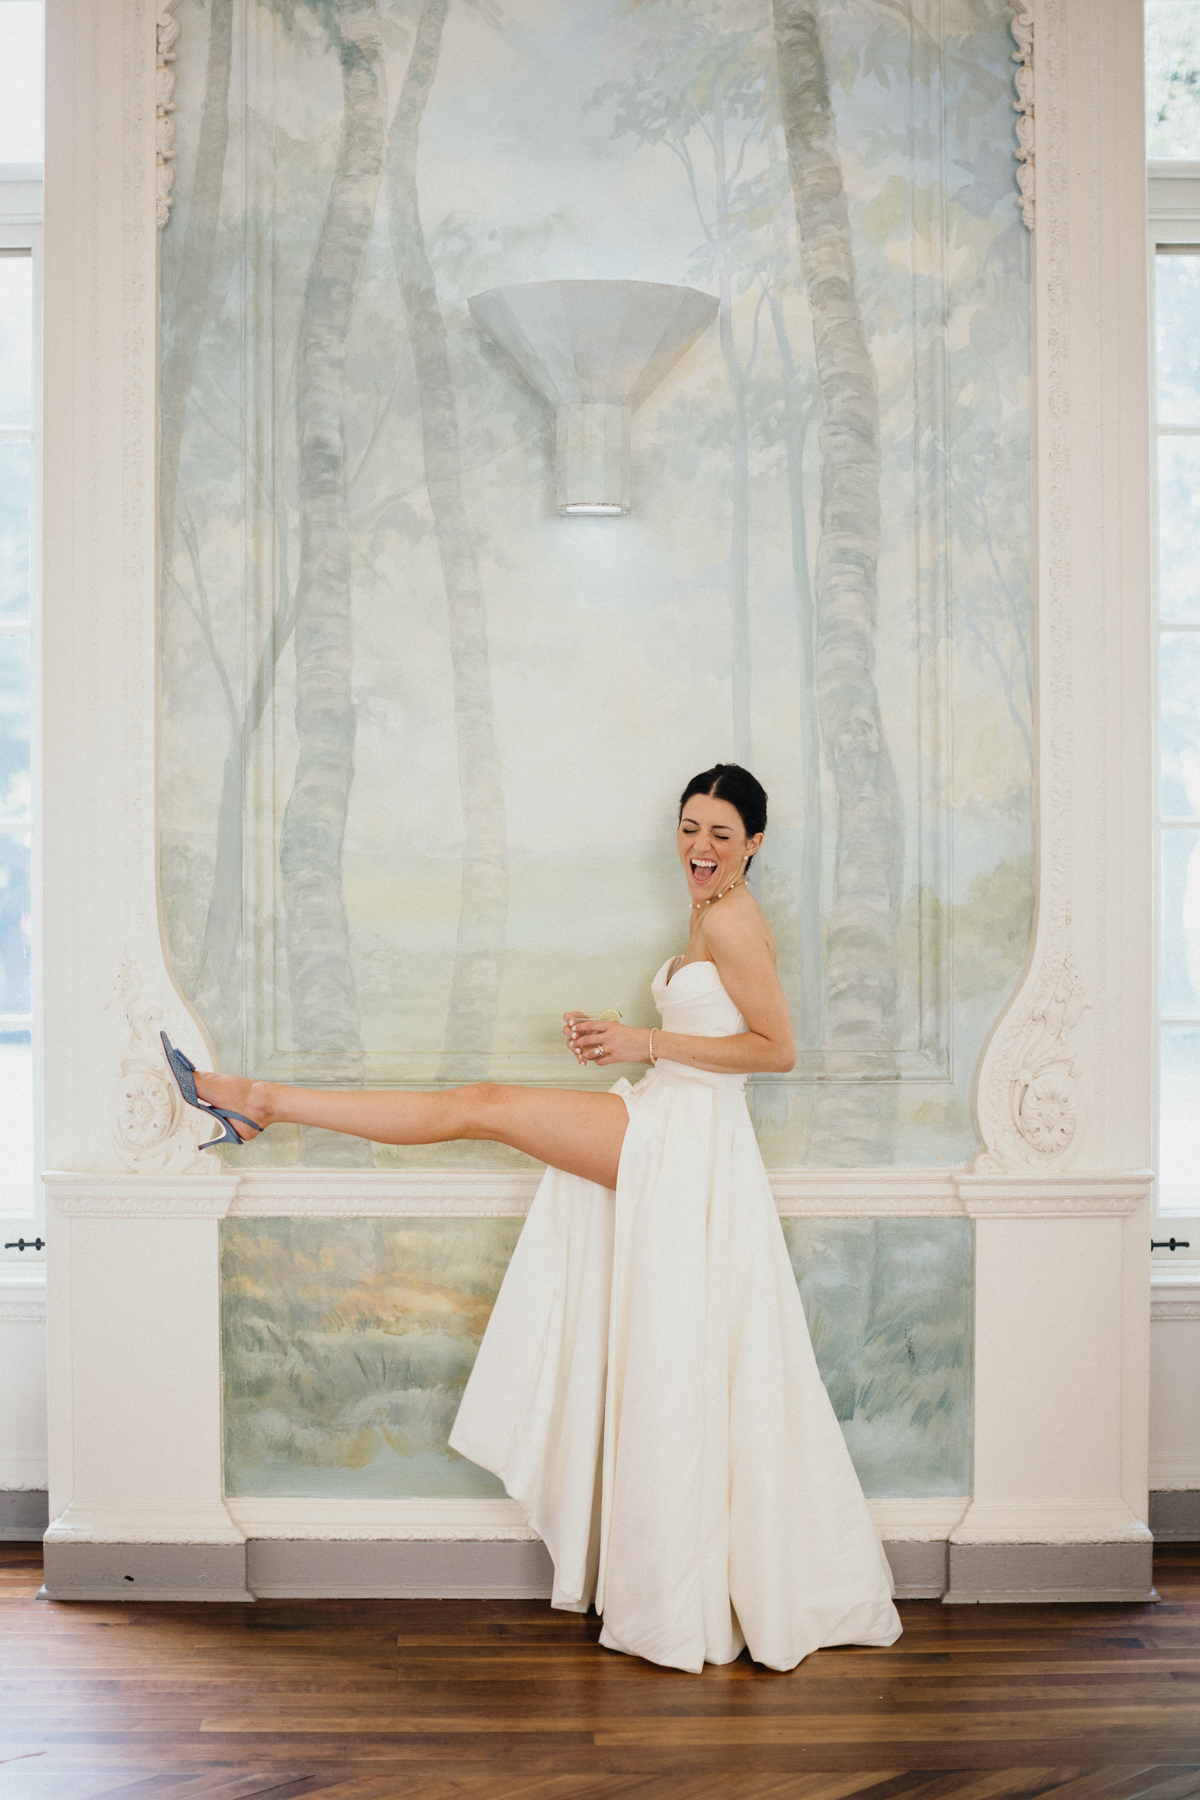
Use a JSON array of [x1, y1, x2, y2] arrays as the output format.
[[160, 1032, 265, 1150]]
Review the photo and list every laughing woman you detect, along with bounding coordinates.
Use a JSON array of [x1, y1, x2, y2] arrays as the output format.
[[163, 763, 900, 1672]]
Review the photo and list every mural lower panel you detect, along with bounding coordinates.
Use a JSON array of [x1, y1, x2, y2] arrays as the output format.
[[221, 1215, 973, 1503]]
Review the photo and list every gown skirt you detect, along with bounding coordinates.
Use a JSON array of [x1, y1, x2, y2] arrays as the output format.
[[448, 958, 902, 1673]]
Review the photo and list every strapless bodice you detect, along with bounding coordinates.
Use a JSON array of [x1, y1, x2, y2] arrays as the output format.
[[651, 956, 747, 1038]]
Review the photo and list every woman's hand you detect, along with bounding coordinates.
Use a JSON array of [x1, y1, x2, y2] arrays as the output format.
[[562, 1013, 653, 1069]]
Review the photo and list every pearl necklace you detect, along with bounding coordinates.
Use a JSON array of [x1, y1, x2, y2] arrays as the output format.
[[691, 871, 745, 911]]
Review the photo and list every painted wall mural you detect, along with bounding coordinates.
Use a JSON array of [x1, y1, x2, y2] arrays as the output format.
[[160, 0, 1033, 1171], [222, 1216, 972, 1498]]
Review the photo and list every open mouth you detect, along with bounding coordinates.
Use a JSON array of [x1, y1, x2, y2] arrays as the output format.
[[690, 858, 718, 886]]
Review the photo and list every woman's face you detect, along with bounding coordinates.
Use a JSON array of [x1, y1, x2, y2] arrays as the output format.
[[677, 793, 763, 903]]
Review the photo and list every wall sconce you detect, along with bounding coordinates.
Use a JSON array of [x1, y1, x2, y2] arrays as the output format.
[[468, 279, 718, 515]]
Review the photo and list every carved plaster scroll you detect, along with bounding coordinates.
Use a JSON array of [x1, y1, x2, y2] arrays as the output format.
[[974, 0, 1089, 1172], [974, 922, 1090, 1171], [110, 959, 215, 1172], [156, 0, 180, 228], [1012, 9, 1034, 228]]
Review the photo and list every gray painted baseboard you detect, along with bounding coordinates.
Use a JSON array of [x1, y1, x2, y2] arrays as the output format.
[[944, 1539, 1156, 1603], [41, 1540, 254, 1602], [248, 1536, 557, 1599], [0, 1489, 48, 1541], [39, 1533, 1149, 1606], [1150, 1489, 1200, 1541], [884, 1538, 947, 1598]]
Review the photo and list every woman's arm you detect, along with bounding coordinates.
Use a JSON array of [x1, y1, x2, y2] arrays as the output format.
[[567, 906, 797, 1075]]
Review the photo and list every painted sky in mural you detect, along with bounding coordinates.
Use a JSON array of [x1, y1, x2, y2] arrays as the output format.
[[223, 1215, 972, 1498], [160, 0, 1033, 1168]]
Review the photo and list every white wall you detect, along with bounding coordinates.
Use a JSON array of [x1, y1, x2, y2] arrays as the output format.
[[1151, 1269, 1200, 1496], [0, 1268, 47, 1535]]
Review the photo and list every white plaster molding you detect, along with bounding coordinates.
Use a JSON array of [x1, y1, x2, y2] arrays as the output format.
[[0, 1268, 47, 1324], [1151, 1258, 1200, 1281], [224, 1169, 543, 1218], [46, 1172, 236, 1218], [110, 961, 216, 1174], [973, 943, 1089, 1172], [155, 0, 179, 228], [43, 0, 214, 1184], [40, 1166, 1155, 1220], [950, 1501, 1152, 1545], [974, 0, 1152, 1178], [46, 1503, 244, 1546], [0, 1466, 47, 1490], [974, 0, 1079, 1174], [956, 1171, 1153, 1218], [1012, 8, 1035, 228], [1151, 1288, 1200, 1323], [228, 1498, 538, 1543], [867, 1499, 968, 1541], [0, 1300, 46, 1324], [1149, 1459, 1200, 1490], [772, 1172, 961, 1215], [226, 1494, 967, 1546]]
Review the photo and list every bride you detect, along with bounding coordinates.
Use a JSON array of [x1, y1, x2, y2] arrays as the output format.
[[163, 762, 901, 1672]]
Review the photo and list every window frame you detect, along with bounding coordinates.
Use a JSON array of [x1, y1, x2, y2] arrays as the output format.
[[0, 171, 43, 1257], [1149, 163, 1200, 1257]]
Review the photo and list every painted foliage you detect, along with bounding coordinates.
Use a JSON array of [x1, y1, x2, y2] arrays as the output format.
[[223, 1216, 972, 1497], [160, 0, 1032, 1170]]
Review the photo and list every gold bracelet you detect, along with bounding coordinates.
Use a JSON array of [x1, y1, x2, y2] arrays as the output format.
[[648, 1030, 657, 1065]]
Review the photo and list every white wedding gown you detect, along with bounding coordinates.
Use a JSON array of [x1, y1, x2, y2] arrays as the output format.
[[448, 956, 902, 1672]]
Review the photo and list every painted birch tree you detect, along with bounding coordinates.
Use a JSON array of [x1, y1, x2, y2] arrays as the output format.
[[278, 0, 387, 1158], [766, 284, 823, 1050], [772, 0, 905, 1163], [386, 0, 509, 1080], [160, 0, 233, 570]]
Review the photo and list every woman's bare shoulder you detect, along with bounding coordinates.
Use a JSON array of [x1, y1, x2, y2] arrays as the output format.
[[699, 888, 776, 960]]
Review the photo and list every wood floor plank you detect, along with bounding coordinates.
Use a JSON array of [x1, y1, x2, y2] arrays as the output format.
[[592, 1711, 1200, 1746], [4, 1546, 1200, 1790], [1022, 1773, 1200, 1800]]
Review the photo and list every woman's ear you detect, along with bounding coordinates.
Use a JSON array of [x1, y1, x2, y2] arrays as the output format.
[[747, 833, 764, 858]]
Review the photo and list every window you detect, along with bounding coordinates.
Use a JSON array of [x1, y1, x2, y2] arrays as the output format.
[[1155, 241, 1200, 1225], [0, 246, 35, 1225], [1148, 0, 1200, 162], [0, 0, 42, 1249]]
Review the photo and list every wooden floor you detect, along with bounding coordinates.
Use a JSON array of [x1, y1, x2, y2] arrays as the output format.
[[4, 1546, 1200, 1800]]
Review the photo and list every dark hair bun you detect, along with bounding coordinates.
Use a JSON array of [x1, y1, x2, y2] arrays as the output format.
[[678, 764, 768, 858]]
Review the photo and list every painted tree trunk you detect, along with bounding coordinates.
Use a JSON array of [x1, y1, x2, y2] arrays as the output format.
[[194, 569, 296, 1059], [386, 0, 509, 1082], [159, 0, 233, 570], [278, 0, 386, 1159], [714, 132, 753, 767], [768, 292, 822, 1054], [772, 0, 904, 1164]]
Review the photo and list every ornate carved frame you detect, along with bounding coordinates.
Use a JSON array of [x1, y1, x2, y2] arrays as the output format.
[[38, 0, 1156, 1595]]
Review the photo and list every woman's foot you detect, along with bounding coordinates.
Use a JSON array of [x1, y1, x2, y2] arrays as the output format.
[[193, 1072, 272, 1140]]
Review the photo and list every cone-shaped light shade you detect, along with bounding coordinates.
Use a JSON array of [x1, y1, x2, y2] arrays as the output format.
[[468, 279, 718, 514]]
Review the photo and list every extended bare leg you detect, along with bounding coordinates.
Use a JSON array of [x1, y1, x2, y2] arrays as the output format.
[[194, 1071, 629, 1189]]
